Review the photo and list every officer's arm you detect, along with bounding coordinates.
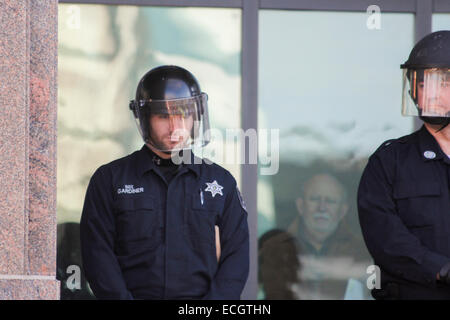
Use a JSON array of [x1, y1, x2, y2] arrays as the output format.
[[215, 226, 221, 262], [358, 154, 449, 287], [203, 180, 249, 300], [80, 167, 134, 300]]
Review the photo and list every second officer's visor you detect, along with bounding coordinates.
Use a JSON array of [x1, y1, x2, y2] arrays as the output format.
[[402, 68, 450, 118]]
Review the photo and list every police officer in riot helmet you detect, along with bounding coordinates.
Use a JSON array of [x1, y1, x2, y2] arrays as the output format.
[[401, 31, 450, 130], [130, 65, 211, 157], [358, 31, 450, 299], [80, 65, 249, 299]]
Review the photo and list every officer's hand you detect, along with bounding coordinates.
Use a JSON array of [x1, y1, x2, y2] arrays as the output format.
[[438, 262, 450, 285]]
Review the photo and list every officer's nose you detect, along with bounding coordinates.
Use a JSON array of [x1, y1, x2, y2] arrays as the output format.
[[168, 115, 185, 132], [430, 84, 450, 100], [169, 115, 189, 142]]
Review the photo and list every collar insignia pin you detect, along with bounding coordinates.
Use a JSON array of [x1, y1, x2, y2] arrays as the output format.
[[424, 151, 436, 159]]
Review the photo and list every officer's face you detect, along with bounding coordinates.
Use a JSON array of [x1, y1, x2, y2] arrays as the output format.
[[296, 175, 348, 243], [149, 113, 194, 151], [417, 73, 450, 116]]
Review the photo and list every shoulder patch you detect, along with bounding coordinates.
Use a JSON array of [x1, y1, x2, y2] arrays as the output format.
[[382, 139, 396, 148], [236, 186, 247, 213], [374, 138, 398, 153]]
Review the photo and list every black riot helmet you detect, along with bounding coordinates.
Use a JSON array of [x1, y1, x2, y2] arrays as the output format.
[[129, 65, 211, 152], [400, 31, 450, 130]]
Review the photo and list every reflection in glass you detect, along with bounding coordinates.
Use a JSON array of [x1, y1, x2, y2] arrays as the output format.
[[258, 10, 415, 300], [285, 172, 371, 299], [57, 4, 241, 299], [259, 229, 300, 299]]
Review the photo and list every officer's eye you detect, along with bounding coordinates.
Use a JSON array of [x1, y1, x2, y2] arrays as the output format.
[[418, 82, 425, 89], [158, 114, 170, 119]]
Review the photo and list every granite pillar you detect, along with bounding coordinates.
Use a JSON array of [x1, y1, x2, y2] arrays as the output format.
[[0, 0, 59, 299]]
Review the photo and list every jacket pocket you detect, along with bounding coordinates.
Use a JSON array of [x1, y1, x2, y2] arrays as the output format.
[[185, 192, 221, 249], [114, 196, 161, 246], [393, 180, 441, 227]]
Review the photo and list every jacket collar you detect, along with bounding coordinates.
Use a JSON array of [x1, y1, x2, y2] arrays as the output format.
[[418, 125, 447, 162], [135, 145, 201, 177]]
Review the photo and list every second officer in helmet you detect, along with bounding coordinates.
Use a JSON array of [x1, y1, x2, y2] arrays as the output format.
[[80, 65, 250, 299], [358, 31, 450, 299]]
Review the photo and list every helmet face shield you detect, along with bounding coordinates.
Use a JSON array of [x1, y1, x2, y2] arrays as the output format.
[[402, 68, 450, 118], [131, 93, 210, 152]]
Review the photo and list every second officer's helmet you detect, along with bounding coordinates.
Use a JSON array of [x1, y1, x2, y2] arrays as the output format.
[[129, 65, 211, 152], [401, 30, 450, 128]]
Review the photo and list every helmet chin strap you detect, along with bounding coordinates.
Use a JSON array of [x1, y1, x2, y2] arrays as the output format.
[[417, 107, 450, 132], [436, 119, 449, 132], [419, 116, 450, 132]]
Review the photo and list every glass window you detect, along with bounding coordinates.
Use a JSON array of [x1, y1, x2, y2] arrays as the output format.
[[258, 10, 414, 300], [57, 3, 241, 299], [432, 13, 450, 31]]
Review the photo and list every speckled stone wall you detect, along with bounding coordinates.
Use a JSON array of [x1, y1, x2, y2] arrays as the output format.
[[0, 0, 59, 299]]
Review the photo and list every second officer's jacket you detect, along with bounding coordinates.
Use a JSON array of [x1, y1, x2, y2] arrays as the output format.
[[358, 125, 450, 299], [80, 146, 249, 299]]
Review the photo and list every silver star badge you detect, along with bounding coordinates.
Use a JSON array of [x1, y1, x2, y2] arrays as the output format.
[[204, 180, 224, 198]]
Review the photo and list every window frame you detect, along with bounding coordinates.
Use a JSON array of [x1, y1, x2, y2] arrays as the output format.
[[58, 0, 449, 299]]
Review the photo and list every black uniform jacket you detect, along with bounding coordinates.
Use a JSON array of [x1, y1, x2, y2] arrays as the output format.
[[358, 125, 450, 299], [80, 146, 249, 299]]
